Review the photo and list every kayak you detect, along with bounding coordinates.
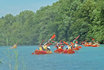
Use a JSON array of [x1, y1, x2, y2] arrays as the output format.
[[78, 46, 82, 48], [82, 44, 92, 47], [10, 44, 17, 49], [84, 44, 92, 47], [83, 44, 99, 47], [32, 49, 52, 55], [54, 48, 64, 54], [73, 47, 79, 50], [63, 49, 75, 54], [92, 45, 99, 47]]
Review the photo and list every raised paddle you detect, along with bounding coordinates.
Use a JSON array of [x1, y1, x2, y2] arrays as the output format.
[[51, 34, 56, 40], [63, 41, 69, 45], [74, 35, 80, 41], [39, 40, 44, 46], [44, 34, 56, 45]]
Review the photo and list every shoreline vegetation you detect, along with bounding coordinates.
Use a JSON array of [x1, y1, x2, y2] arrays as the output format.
[[0, 47, 26, 70], [0, 0, 104, 46], [0, 44, 104, 47]]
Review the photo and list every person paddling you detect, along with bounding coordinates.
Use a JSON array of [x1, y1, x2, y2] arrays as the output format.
[[66, 45, 72, 50], [38, 40, 44, 51], [63, 41, 72, 50], [74, 41, 80, 48], [39, 45, 43, 51]]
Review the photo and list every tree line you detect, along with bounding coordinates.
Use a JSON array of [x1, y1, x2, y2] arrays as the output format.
[[0, 0, 104, 46]]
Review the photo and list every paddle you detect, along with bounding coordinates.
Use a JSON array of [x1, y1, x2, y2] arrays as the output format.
[[44, 34, 56, 45], [63, 41, 69, 45], [73, 35, 82, 48], [63, 41, 74, 47], [51, 40, 58, 48], [39, 40, 44, 47], [74, 35, 80, 41], [92, 38, 95, 41], [47, 43, 52, 46], [52, 40, 63, 48], [51, 34, 56, 40]]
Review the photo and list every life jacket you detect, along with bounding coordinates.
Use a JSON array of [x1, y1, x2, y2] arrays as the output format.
[[68, 45, 71, 50], [58, 46, 62, 49], [43, 45, 47, 50], [39, 47, 42, 51], [75, 43, 78, 47]]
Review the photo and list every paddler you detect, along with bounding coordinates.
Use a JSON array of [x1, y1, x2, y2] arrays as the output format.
[[55, 42, 63, 49], [42, 43, 52, 51], [57, 42, 64, 49], [39, 45, 43, 51], [55, 43, 59, 49], [47, 46, 51, 51], [58, 44, 62, 49], [38, 40, 44, 51], [66, 45, 71, 50], [42, 44, 48, 51], [74, 41, 78, 48], [89, 42, 92, 45], [95, 41, 100, 46], [46, 43, 52, 51]]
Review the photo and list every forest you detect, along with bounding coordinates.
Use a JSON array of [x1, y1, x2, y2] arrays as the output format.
[[0, 0, 104, 46]]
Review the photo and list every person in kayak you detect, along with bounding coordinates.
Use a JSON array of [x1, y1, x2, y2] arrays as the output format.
[[55, 43, 59, 49], [57, 44, 62, 49], [89, 42, 92, 46], [46, 43, 52, 51], [74, 41, 78, 48], [63, 41, 72, 50], [54, 41, 63, 49], [42, 42, 52, 51], [57, 42, 64, 49], [66, 45, 71, 50], [47, 46, 51, 51], [42, 44, 48, 51], [38, 40, 44, 51], [93, 41, 100, 46], [39, 45, 43, 51]]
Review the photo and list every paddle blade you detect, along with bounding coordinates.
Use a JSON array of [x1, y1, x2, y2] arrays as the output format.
[[63, 41, 69, 45], [75, 41, 78, 44], [92, 38, 95, 41], [71, 42, 74, 46], [51, 34, 56, 39]]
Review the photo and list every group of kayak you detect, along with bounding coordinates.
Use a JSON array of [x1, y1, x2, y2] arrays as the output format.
[[32, 41, 82, 55], [82, 39, 100, 47], [9, 34, 100, 55], [32, 34, 82, 55]]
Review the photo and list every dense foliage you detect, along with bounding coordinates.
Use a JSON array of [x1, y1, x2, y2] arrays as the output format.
[[0, 0, 104, 46]]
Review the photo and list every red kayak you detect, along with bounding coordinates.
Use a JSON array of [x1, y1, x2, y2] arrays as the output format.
[[32, 49, 52, 55], [83, 44, 99, 47], [82, 44, 92, 47], [63, 49, 75, 54], [73, 47, 79, 50], [91, 45, 99, 47], [54, 48, 64, 54]]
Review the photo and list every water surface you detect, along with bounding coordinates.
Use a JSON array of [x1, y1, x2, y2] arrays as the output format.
[[0, 45, 104, 70]]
